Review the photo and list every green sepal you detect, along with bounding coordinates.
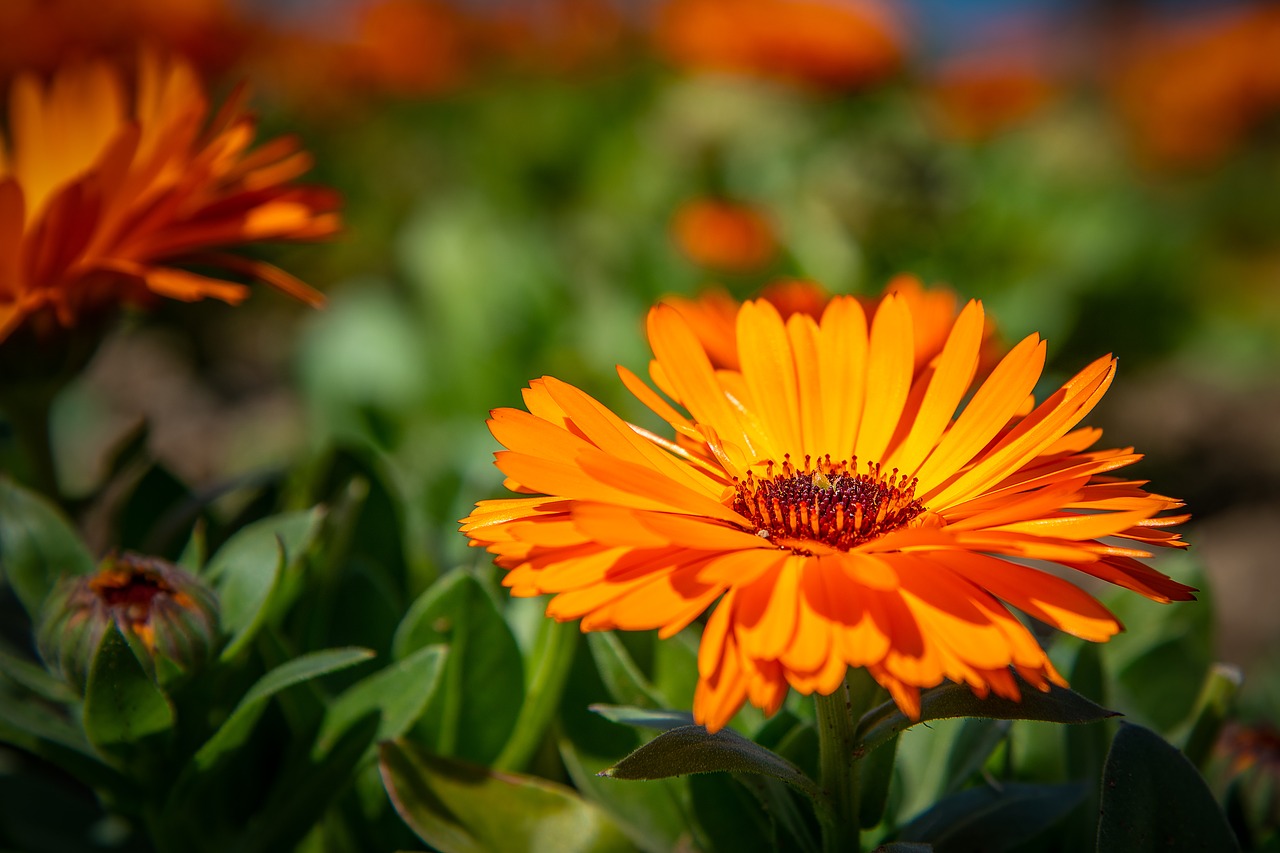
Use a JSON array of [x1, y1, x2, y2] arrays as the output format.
[[83, 622, 175, 753]]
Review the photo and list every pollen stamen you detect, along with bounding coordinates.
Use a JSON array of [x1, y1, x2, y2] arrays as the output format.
[[732, 455, 925, 552]]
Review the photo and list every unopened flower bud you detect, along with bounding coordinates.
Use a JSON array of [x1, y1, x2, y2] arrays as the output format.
[[37, 553, 220, 693]]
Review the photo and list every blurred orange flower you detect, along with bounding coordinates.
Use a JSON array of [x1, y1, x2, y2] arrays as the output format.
[[0, 0, 250, 82], [654, 0, 902, 91], [665, 276, 1002, 375], [929, 54, 1057, 141], [463, 287, 1193, 731], [1111, 6, 1280, 168], [475, 0, 633, 75], [672, 198, 778, 272], [0, 53, 341, 343]]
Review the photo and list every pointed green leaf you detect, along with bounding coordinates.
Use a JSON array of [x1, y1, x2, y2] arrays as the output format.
[[589, 704, 695, 731], [1179, 663, 1243, 770], [83, 622, 174, 750], [857, 676, 1119, 757], [1098, 722, 1240, 852], [600, 724, 823, 803], [380, 739, 636, 853], [899, 782, 1086, 851], [0, 477, 94, 618], [392, 571, 524, 764], [313, 645, 447, 762], [205, 509, 323, 661], [193, 647, 373, 770]]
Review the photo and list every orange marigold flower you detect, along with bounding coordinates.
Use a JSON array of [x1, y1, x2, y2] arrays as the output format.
[[664, 275, 1002, 376], [654, 0, 902, 91], [0, 53, 341, 343], [672, 198, 778, 273], [462, 288, 1195, 732], [1110, 6, 1280, 168], [929, 54, 1057, 141]]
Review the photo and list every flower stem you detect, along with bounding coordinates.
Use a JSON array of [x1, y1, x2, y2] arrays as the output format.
[[814, 670, 879, 853], [2, 387, 60, 500]]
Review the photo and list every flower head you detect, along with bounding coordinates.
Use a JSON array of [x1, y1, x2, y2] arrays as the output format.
[[664, 276, 1002, 376], [463, 286, 1194, 731], [654, 0, 902, 91], [0, 52, 341, 344], [671, 198, 778, 273], [37, 552, 220, 692]]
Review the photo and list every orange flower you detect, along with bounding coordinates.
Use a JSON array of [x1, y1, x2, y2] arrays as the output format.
[[672, 199, 778, 273], [463, 287, 1194, 732], [0, 53, 341, 343], [664, 276, 1002, 375], [654, 0, 902, 91], [1110, 6, 1280, 168], [929, 54, 1057, 141]]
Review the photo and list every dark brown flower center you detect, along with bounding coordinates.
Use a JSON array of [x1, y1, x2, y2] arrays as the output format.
[[732, 454, 924, 552], [89, 566, 171, 614]]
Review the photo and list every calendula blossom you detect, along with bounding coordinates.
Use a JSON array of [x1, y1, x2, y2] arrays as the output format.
[[0, 52, 340, 343], [462, 289, 1193, 732]]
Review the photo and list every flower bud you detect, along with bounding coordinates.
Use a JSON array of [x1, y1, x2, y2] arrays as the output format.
[[37, 553, 220, 694]]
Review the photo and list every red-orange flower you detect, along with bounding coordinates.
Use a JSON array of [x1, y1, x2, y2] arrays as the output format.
[[1110, 6, 1280, 168], [463, 286, 1194, 732], [0, 53, 341, 343], [654, 0, 902, 91], [671, 199, 778, 273], [928, 54, 1057, 141], [664, 276, 1002, 375]]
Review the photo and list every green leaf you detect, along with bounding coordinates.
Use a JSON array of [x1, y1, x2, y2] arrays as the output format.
[[588, 632, 665, 709], [0, 477, 94, 618], [313, 645, 447, 762], [589, 704, 695, 731], [856, 676, 1119, 757], [1179, 663, 1243, 770], [380, 739, 636, 853], [860, 732, 899, 829], [83, 622, 174, 751], [898, 782, 1086, 852], [0, 640, 75, 703], [560, 733, 701, 853], [688, 773, 780, 853], [392, 571, 524, 764], [599, 724, 823, 804], [941, 719, 1010, 795], [1097, 722, 1240, 852], [192, 647, 373, 771], [204, 509, 323, 661], [236, 716, 382, 853]]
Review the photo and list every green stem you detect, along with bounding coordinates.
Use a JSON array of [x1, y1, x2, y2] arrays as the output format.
[[814, 670, 881, 853], [492, 618, 578, 772]]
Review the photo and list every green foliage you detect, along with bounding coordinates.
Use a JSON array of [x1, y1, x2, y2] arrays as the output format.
[[1098, 723, 1241, 852], [0, 477, 95, 618], [379, 739, 636, 853]]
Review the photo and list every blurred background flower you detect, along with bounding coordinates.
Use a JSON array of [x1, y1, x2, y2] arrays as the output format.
[[2, 2, 1279, 847]]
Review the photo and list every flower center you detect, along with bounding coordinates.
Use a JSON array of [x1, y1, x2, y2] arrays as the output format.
[[731, 454, 924, 551]]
